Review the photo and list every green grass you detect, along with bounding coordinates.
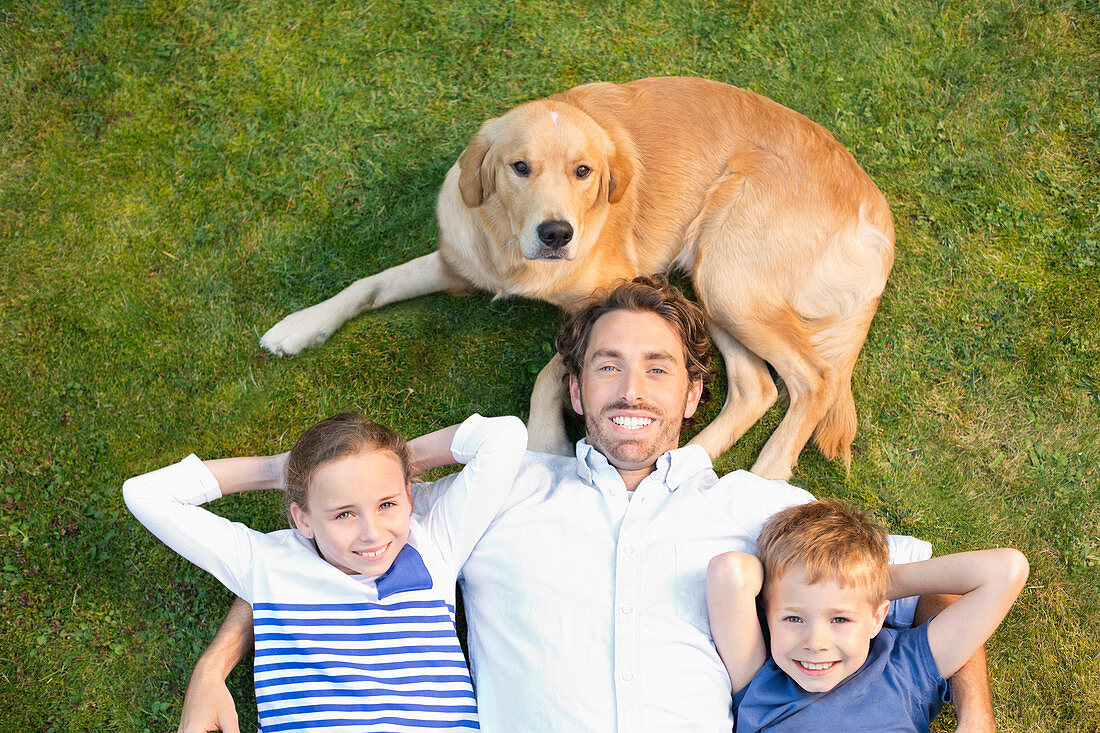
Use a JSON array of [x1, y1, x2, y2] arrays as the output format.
[[2, 0, 1098, 729]]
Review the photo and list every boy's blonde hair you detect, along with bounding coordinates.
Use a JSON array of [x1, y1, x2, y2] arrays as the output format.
[[756, 499, 889, 606]]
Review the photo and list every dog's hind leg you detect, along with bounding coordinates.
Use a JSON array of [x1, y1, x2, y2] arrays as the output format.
[[260, 251, 469, 356], [527, 354, 573, 456], [739, 310, 844, 480], [688, 326, 778, 459]]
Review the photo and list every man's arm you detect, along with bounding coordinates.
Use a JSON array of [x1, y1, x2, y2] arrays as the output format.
[[178, 597, 254, 733], [914, 593, 994, 733]]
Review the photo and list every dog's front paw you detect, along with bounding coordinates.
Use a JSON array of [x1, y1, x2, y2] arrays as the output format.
[[260, 305, 339, 356]]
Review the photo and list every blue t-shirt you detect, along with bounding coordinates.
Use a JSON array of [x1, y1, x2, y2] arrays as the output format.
[[734, 623, 950, 732]]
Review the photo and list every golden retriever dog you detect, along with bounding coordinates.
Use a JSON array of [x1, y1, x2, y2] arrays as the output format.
[[260, 76, 894, 480]]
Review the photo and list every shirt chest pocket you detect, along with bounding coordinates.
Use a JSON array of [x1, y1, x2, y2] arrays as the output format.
[[674, 541, 737, 635]]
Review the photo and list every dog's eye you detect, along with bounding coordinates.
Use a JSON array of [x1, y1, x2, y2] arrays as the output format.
[[511, 161, 530, 176], [576, 165, 591, 179]]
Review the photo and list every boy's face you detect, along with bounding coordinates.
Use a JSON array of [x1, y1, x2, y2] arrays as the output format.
[[766, 567, 890, 693], [290, 449, 412, 578]]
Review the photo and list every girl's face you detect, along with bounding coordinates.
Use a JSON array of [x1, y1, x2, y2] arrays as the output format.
[[290, 449, 412, 578]]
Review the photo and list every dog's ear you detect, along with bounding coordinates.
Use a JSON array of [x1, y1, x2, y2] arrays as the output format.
[[458, 125, 496, 208], [604, 127, 636, 205]]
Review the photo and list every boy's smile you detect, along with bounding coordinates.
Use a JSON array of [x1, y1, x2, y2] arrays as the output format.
[[766, 568, 890, 693]]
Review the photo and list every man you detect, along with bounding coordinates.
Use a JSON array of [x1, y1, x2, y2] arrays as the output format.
[[180, 277, 995, 732]]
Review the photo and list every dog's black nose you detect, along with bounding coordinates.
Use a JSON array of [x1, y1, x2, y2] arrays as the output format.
[[537, 220, 574, 249]]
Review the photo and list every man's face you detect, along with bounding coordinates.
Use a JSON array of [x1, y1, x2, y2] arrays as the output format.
[[568, 309, 703, 474], [765, 567, 890, 693]]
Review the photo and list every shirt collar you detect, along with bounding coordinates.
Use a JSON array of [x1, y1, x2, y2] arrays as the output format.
[[374, 543, 433, 599], [574, 439, 715, 493]]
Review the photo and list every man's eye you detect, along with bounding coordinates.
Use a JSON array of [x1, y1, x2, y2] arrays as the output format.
[[576, 165, 591, 178], [511, 161, 530, 176]]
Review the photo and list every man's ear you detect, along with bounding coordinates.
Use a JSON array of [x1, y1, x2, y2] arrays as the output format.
[[870, 599, 891, 636], [683, 378, 704, 419], [290, 502, 313, 539], [569, 373, 584, 416]]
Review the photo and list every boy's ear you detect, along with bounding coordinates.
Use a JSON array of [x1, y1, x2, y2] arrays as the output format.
[[290, 502, 313, 538], [871, 599, 891, 635]]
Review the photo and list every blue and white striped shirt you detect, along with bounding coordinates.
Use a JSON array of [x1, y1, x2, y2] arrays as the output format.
[[124, 414, 527, 731]]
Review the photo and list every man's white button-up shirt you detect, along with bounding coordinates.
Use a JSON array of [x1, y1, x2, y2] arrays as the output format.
[[419, 440, 930, 733]]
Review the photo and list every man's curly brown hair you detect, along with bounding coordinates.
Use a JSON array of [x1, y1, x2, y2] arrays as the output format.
[[555, 275, 715, 415]]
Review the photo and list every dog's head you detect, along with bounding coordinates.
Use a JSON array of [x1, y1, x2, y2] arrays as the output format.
[[457, 100, 634, 262]]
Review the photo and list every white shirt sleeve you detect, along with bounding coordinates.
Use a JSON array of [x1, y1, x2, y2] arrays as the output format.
[[886, 534, 934, 628], [123, 455, 262, 602], [418, 414, 527, 574]]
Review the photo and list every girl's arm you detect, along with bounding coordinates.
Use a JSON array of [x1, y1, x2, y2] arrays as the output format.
[[122, 455, 275, 601], [887, 549, 1029, 679], [417, 414, 527, 572], [202, 452, 288, 495], [706, 552, 768, 695], [407, 426, 462, 473]]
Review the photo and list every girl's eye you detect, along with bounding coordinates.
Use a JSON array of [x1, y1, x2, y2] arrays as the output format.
[[380, 501, 397, 510], [783, 616, 802, 624], [576, 165, 591, 178], [335, 511, 353, 519], [511, 161, 529, 176]]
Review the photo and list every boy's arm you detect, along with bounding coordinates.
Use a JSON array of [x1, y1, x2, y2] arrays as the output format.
[[892, 549, 1029, 730], [705, 552, 768, 695], [913, 594, 994, 733], [178, 597, 254, 733], [890, 549, 1028, 678]]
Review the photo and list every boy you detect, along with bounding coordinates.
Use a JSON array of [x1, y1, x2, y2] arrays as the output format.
[[706, 500, 1028, 731]]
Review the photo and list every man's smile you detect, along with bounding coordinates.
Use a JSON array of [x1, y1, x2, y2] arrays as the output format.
[[610, 415, 654, 431]]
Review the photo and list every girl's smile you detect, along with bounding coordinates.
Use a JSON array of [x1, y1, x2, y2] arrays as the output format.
[[290, 449, 412, 578]]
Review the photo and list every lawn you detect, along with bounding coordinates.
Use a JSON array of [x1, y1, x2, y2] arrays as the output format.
[[1, 0, 1098, 730]]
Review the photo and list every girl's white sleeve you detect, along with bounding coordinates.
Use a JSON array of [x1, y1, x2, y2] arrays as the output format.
[[420, 414, 527, 574], [123, 455, 261, 602]]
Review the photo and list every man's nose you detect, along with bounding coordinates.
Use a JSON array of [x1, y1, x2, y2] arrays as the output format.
[[621, 368, 645, 403]]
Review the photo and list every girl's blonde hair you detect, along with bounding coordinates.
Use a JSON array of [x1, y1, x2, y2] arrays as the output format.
[[283, 411, 412, 521]]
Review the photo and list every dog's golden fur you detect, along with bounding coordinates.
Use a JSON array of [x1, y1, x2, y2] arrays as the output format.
[[261, 77, 894, 479]]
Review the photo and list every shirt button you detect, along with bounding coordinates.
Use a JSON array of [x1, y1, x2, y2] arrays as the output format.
[[623, 546, 636, 555], [621, 671, 634, 682], [620, 604, 633, 614]]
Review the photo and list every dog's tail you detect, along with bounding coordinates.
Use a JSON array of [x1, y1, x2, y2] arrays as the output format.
[[812, 385, 856, 471]]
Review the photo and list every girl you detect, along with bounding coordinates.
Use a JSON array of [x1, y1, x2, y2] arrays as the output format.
[[124, 412, 527, 732]]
